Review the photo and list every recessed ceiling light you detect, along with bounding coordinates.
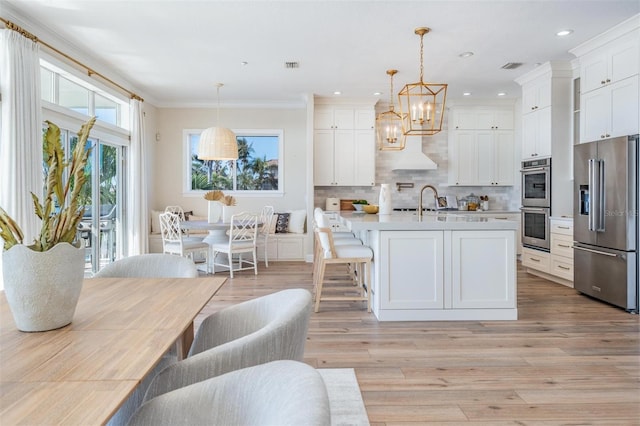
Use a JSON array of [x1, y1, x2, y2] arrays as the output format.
[[333, 91, 341, 95], [373, 91, 382, 96], [497, 92, 507, 97], [556, 29, 573, 37], [463, 92, 472, 96], [458, 51, 474, 58]]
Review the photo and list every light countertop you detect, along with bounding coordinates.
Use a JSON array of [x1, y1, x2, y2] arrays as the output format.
[[340, 211, 519, 231]]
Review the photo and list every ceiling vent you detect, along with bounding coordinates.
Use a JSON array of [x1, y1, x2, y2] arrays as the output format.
[[284, 61, 299, 69], [501, 62, 523, 70]]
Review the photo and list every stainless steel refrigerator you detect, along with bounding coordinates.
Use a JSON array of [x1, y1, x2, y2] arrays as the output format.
[[573, 134, 638, 313]]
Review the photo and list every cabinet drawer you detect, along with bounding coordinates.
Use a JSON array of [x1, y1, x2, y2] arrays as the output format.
[[522, 248, 551, 272], [550, 233, 573, 258], [550, 222, 573, 236], [551, 256, 574, 281]]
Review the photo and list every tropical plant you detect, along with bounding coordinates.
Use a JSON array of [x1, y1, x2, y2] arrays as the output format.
[[0, 117, 96, 251]]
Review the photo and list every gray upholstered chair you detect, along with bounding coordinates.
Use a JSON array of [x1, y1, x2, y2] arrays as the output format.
[[142, 288, 313, 402], [128, 360, 331, 426], [94, 254, 198, 278], [98, 254, 197, 426]]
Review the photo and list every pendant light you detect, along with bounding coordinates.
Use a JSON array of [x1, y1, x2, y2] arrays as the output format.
[[197, 83, 238, 161], [398, 27, 447, 136], [376, 69, 406, 151]]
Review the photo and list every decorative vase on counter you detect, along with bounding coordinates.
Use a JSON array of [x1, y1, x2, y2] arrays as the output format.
[[378, 183, 392, 215], [3, 243, 85, 332], [208, 201, 224, 223]]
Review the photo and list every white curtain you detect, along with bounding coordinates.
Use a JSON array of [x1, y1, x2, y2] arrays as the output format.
[[0, 30, 43, 290], [126, 99, 149, 255]]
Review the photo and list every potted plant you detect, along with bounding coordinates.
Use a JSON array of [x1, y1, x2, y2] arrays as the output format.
[[0, 117, 96, 332]]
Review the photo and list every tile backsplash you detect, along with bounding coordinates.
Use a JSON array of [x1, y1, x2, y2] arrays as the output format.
[[314, 131, 521, 212]]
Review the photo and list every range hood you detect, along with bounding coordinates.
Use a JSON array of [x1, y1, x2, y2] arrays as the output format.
[[386, 139, 438, 171]]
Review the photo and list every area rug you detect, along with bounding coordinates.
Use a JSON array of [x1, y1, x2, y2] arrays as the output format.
[[318, 368, 370, 426]]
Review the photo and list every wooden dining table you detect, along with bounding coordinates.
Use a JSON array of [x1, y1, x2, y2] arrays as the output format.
[[0, 276, 226, 425]]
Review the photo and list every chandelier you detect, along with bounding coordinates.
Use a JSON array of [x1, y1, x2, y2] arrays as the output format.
[[197, 83, 238, 161], [376, 69, 406, 151], [398, 27, 447, 136]]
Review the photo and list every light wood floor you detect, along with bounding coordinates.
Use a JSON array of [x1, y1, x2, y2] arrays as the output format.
[[197, 262, 640, 425]]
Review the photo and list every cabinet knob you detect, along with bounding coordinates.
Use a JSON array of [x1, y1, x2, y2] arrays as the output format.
[[606, 79, 611, 83], [605, 133, 610, 137], [601, 80, 606, 85]]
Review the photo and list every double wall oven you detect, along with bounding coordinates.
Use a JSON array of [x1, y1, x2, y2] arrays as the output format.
[[521, 158, 551, 251]]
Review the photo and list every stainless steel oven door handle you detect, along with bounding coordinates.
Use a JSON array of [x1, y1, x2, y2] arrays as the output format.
[[520, 167, 548, 172], [519, 207, 546, 212], [573, 245, 618, 257]]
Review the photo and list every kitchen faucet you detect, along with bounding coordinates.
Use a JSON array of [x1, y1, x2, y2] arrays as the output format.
[[418, 184, 439, 219]]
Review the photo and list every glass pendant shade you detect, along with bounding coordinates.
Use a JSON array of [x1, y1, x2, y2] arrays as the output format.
[[197, 83, 239, 161], [376, 69, 406, 151], [398, 27, 448, 136]]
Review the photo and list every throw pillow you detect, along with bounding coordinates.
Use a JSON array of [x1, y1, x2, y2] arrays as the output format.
[[275, 213, 290, 233], [287, 209, 306, 234]]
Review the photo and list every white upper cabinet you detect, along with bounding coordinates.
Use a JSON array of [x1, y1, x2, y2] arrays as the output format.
[[313, 104, 375, 186], [578, 30, 639, 94], [570, 17, 640, 142], [314, 108, 354, 129], [522, 78, 552, 113], [448, 106, 515, 186], [450, 107, 513, 130], [515, 61, 572, 160]]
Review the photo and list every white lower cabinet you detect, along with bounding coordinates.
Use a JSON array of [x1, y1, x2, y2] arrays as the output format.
[[521, 218, 574, 287], [521, 247, 551, 272], [378, 231, 445, 309], [451, 230, 516, 309], [257, 234, 305, 261], [373, 230, 517, 320]]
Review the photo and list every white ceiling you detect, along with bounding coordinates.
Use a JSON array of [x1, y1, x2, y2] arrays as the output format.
[[3, 0, 639, 107]]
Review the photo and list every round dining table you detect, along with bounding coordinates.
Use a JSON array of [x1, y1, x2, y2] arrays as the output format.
[[181, 220, 230, 245]]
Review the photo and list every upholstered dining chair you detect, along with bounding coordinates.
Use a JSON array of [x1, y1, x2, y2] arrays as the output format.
[[209, 212, 258, 278], [142, 288, 313, 402], [93, 254, 198, 278], [159, 212, 210, 271], [128, 361, 331, 426], [256, 205, 275, 267], [97, 253, 198, 426]]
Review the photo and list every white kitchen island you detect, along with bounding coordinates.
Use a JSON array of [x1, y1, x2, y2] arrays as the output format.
[[339, 211, 519, 321]]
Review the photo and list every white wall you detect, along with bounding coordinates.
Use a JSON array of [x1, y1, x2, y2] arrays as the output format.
[[152, 106, 308, 217]]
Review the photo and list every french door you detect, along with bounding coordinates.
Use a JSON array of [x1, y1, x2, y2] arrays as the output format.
[[68, 132, 125, 274]]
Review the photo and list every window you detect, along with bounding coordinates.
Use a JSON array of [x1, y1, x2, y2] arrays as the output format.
[[185, 129, 283, 195], [40, 60, 129, 129]]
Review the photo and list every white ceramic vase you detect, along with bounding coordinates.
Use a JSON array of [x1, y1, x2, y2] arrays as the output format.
[[208, 201, 224, 223], [3, 243, 85, 332], [379, 183, 392, 215], [222, 205, 240, 223]]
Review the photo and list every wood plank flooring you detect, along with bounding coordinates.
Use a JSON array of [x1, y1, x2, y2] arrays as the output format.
[[197, 262, 640, 425]]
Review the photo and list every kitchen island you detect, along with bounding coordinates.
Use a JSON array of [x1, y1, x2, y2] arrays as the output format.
[[339, 211, 519, 321]]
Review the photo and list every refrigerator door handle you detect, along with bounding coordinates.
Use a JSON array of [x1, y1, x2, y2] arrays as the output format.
[[597, 159, 605, 231], [573, 245, 618, 257], [588, 159, 596, 231]]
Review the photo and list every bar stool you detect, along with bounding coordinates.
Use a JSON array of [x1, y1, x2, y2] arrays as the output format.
[[313, 224, 372, 313]]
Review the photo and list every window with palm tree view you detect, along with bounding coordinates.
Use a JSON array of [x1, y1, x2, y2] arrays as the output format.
[[187, 129, 282, 193]]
